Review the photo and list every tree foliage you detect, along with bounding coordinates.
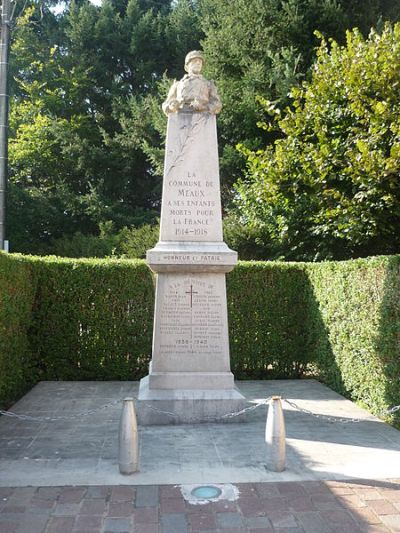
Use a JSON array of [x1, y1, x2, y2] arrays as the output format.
[[199, 0, 400, 196], [8, 0, 203, 252], [235, 24, 400, 260], [6, 0, 400, 256]]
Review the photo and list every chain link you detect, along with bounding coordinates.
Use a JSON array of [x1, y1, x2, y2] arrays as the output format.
[[141, 397, 272, 423], [0, 398, 122, 422], [284, 399, 400, 423], [1, 395, 399, 424], [283, 399, 365, 424]]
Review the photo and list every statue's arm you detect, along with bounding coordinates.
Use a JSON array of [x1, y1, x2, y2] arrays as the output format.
[[207, 81, 222, 114], [162, 80, 180, 115]]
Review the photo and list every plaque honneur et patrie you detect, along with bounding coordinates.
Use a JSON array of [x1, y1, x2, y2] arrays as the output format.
[[137, 51, 246, 424]]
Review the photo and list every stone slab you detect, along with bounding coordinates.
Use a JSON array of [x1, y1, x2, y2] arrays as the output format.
[[146, 241, 237, 273], [1, 380, 400, 486], [137, 375, 247, 424]]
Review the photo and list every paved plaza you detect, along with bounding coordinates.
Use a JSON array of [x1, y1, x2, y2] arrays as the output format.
[[0, 380, 400, 531]]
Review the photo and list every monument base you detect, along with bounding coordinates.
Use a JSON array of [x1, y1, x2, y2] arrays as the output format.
[[136, 376, 247, 425]]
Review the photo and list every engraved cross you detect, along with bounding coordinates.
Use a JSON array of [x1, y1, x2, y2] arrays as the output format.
[[185, 284, 198, 308]]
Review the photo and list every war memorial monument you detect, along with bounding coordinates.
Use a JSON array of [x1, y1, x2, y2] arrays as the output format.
[[137, 51, 246, 424]]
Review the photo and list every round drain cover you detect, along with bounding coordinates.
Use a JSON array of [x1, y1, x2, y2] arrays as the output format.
[[191, 485, 222, 500]]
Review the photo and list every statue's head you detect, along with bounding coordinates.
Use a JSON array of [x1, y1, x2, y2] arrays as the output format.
[[184, 50, 204, 74]]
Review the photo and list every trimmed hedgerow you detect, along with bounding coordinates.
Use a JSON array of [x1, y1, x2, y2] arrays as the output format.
[[0, 252, 399, 425], [0, 253, 39, 407], [30, 256, 155, 381], [306, 255, 400, 421], [0, 253, 154, 408], [227, 261, 315, 379]]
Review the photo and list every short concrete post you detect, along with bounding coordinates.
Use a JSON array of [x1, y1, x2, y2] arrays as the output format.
[[265, 396, 286, 472], [119, 398, 139, 475]]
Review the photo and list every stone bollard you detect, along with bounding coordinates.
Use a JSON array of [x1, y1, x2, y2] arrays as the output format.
[[119, 398, 139, 475], [265, 396, 286, 472]]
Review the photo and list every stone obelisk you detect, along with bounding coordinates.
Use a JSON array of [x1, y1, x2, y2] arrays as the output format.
[[137, 51, 246, 424]]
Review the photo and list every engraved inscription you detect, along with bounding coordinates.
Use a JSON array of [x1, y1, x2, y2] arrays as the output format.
[[166, 173, 217, 237], [160, 253, 222, 264], [159, 278, 223, 356]]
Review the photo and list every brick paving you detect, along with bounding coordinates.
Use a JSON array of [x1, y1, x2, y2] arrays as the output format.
[[0, 480, 399, 533]]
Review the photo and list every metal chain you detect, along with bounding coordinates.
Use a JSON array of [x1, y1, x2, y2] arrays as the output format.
[[0, 397, 271, 424], [284, 399, 400, 423], [283, 399, 365, 424], [141, 397, 272, 423], [1, 395, 399, 424], [0, 398, 122, 422]]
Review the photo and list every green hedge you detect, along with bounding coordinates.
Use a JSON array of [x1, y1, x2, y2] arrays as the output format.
[[227, 262, 316, 379], [0, 252, 399, 424], [0, 254, 39, 406], [307, 256, 400, 420], [0, 254, 154, 408]]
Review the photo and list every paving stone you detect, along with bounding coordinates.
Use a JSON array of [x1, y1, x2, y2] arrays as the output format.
[[189, 512, 217, 529], [289, 497, 316, 512], [379, 514, 400, 531], [254, 483, 280, 498], [310, 493, 342, 510], [0, 522, 18, 533], [350, 506, 382, 525], [268, 510, 298, 529], [52, 503, 80, 516], [1, 507, 25, 515], [206, 500, 237, 512], [15, 514, 48, 533], [364, 526, 391, 533], [6, 489, 35, 506], [160, 512, 188, 533], [212, 527, 243, 533], [134, 525, 159, 533], [335, 494, 366, 509], [135, 486, 159, 508], [74, 515, 102, 529], [36, 488, 61, 501], [103, 517, 131, 533], [160, 498, 186, 513], [160, 486, 182, 500], [320, 509, 358, 525], [355, 489, 383, 501], [377, 488, 400, 501], [86, 486, 111, 499], [296, 511, 333, 532], [58, 488, 86, 504], [80, 499, 106, 515], [45, 516, 76, 533], [260, 496, 288, 512], [107, 502, 134, 518], [368, 499, 398, 515], [30, 498, 55, 511], [301, 482, 330, 495], [133, 507, 159, 523], [236, 484, 258, 497], [216, 511, 243, 528], [110, 487, 135, 503], [0, 490, 14, 500], [244, 515, 272, 528], [278, 483, 307, 497], [237, 496, 267, 516]]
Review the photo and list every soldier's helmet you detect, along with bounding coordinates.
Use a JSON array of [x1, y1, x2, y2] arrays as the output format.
[[184, 50, 204, 72]]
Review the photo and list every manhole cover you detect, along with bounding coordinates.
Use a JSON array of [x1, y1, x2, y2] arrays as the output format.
[[191, 485, 223, 500]]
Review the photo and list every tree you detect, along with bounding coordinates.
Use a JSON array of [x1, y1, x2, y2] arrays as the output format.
[[8, 0, 203, 252], [234, 24, 400, 260], [200, 0, 400, 200]]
